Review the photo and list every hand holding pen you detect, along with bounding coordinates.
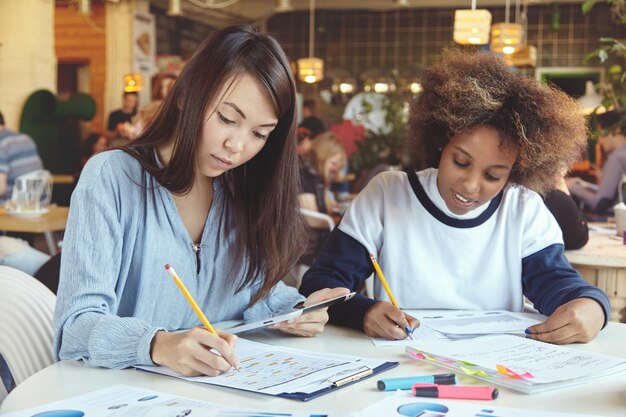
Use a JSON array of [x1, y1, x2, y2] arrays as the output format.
[[365, 254, 420, 340], [150, 265, 240, 377]]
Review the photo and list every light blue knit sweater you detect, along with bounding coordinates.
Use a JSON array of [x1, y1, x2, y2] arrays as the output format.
[[53, 150, 303, 369]]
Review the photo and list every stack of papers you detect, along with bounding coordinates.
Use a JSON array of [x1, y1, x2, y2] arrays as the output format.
[[407, 334, 626, 394]]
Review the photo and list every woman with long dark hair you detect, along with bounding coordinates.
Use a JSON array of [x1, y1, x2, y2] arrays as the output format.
[[54, 25, 347, 376]]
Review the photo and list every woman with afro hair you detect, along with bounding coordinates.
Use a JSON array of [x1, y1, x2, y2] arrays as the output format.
[[300, 51, 609, 345]]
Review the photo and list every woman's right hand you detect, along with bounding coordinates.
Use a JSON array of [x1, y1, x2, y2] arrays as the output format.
[[363, 301, 420, 340], [150, 327, 239, 376]]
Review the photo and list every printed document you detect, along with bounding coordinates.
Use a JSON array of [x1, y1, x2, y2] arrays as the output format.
[[0, 385, 351, 417], [137, 338, 386, 397]]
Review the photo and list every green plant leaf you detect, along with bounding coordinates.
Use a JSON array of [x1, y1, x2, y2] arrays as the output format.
[[582, 0, 597, 13], [599, 49, 609, 62]]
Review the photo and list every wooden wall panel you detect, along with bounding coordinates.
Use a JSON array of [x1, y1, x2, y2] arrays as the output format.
[[55, 2, 106, 133]]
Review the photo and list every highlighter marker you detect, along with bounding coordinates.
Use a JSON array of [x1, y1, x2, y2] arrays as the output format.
[[412, 383, 498, 400], [377, 373, 457, 391]]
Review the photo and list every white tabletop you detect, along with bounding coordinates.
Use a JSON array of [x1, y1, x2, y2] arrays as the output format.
[[2, 321, 626, 415], [565, 225, 626, 268]]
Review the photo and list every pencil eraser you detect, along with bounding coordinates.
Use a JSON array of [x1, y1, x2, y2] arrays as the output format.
[[165, 264, 171, 270]]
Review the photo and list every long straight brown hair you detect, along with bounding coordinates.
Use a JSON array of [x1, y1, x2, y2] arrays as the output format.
[[124, 24, 307, 303]]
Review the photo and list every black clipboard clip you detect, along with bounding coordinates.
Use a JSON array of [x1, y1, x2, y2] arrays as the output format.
[[327, 366, 374, 387]]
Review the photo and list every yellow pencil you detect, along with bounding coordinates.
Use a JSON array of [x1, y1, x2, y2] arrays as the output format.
[[369, 254, 413, 339], [165, 263, 239, 370], [165, 263, 217, 334], [369, 254, 399, 307]]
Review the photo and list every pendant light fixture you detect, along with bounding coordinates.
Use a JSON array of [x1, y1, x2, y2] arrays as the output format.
[[275, 0, 293, 13], [578, 81, 605, 115], [503, 0, 536, 67], [168, 0, 183, 16], [453, 0, 492, 45], [491, 0, 523, 55], [124, 73, 144, 93], [297, 0, 324, 84], [78, 0, 91, 15]]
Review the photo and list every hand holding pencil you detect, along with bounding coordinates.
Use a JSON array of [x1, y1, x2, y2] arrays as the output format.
[[149, 264, 240, 377], [364, 254, 420, 341]]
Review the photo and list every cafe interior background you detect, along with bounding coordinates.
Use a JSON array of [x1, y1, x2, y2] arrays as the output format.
[[0, 0, 625, 184]]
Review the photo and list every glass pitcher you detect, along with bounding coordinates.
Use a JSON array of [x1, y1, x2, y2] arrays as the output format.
[[7, 170, 53, 212]]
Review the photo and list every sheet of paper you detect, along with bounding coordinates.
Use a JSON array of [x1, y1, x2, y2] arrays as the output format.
[[359, 391, 606, 417], [420, 310, 541, 338], [372, 322, 452, 347], [412, 334, 626, 384], [589, 223, 617, 235], [138, 338, 384, 396], [371, 310, 541, 347], [1, 385, 352, 417]]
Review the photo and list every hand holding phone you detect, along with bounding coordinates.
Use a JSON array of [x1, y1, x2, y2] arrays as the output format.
[[226, 290, 355, 334]]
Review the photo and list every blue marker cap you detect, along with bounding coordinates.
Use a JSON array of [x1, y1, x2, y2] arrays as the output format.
[[377, 373, 457, 391]]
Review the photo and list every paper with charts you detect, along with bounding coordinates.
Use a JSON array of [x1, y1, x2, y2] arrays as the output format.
[[359, 391, 607, 417], [137, 338, 385, 396], [407, 334, 626, 394], [372, 310, 542, 347], [0, 384, 353, 417]]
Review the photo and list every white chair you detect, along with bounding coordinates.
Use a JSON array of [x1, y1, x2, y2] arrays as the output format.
[[0, 266, 56, 403], [299, 207, 335, 230]]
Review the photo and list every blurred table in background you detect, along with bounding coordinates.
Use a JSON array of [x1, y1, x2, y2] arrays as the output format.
[[565, 223, 626, 323], [0, 205, 69, 255]]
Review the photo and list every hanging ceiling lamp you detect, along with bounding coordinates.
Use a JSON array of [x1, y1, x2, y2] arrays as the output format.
[[453, 0, 492, 45], [168, 0, 183, 16], [124, 73, 144, 93], [275, 0, 293, 13], [398, 66, 422, 99], [362, 69, 396, 94], [491, 0, 523, 55], [578, 81, 606, 115], [503, 0, 536, 67], [78, 0, 91, 15], [297, 0, 324, 84]]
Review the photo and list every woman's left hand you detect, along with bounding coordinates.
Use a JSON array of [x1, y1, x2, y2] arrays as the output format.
[[525, 298, 605, 344], [271, 287, 350, 337]]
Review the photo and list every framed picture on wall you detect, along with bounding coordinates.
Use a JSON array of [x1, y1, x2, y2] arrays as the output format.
[[535, 67, 604, 99]]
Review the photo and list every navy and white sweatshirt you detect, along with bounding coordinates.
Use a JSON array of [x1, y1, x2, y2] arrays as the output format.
[[300, 168, 610, 330]]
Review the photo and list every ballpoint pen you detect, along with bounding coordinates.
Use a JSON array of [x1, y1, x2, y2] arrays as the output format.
[[165, 264, 239, 371], [369, 254, 413, 339]]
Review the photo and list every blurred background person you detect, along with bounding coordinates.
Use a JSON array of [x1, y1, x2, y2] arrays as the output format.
[[106, 91, 138, 141], [133, 73, 179, 137], [0, 110, 43, 203], [299, 131, 347, 216], [300, 99, 326, 139], [567, 110, 626, 216], [545, 175, 589, 250], [296, 126, 313, 158]]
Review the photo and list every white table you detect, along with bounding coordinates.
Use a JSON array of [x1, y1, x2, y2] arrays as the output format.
[[0, 206, 69, 255], [565, 225, 626, 323], [2, 321, 626, 415]]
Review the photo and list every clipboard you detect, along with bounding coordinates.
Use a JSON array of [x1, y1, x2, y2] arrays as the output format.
[[277, 361, 399, 401], [137, 339, 398, 401]]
